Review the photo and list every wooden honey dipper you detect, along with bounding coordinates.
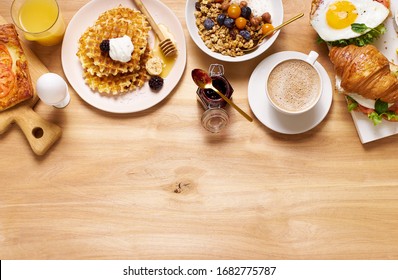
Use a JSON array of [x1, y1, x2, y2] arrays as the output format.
[[133, 0, 177, 57]]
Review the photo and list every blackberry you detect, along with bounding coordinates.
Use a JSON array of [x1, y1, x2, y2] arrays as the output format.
[[99, 39, 110, 52], [149, 76, 164, 91]]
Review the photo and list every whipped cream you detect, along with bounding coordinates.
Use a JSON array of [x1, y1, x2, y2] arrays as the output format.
[[109, 35, 134, 63]]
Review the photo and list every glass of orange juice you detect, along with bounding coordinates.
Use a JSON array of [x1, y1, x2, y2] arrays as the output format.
[[11, 0, 66, 46]]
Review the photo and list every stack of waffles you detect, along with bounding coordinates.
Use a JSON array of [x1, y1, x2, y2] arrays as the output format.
[[77, 6, 152, 95]]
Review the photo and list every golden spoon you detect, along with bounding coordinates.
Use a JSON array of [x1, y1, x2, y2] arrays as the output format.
[[243, 13, 304, 53], [192, 69, 253, 122]]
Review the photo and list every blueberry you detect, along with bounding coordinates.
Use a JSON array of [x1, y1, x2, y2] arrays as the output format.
[[204, 18, 215, 30], [217, 14, 226, 26], [239, 30, 251, 40], [223, 17, 235, 29], [241, 6, 252, 19]]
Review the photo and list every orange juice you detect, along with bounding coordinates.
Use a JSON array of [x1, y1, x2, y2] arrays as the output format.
[[13, 0, 65, 46]]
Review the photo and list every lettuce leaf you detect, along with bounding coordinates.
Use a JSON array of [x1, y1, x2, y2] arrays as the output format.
[[382, 111, 398, 122], [368, 111, 398, 126], [346, 97, 398, 126], [368, 112, 384, 126], [317, 24, 386, 47], [347, 96, 358, 112]]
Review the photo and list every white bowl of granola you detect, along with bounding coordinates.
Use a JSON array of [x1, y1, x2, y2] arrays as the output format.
[[186, 0, 284, 62]]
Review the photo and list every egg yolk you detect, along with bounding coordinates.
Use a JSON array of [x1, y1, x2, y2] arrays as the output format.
[[326, 1, 358, 29]]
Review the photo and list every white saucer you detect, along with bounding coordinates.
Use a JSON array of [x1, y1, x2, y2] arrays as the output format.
[[248, 51, 333, 134]]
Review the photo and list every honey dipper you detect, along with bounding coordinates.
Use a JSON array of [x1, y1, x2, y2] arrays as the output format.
[[133, 0, 177, 57]]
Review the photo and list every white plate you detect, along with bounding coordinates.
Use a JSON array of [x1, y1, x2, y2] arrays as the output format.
[[61, 0, 186, 113], [248, 51, 333, 134], [185, 0, 283, 62]]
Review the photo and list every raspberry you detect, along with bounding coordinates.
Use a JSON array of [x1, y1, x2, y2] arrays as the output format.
[[148, 76, 164, 91], [99, 39, 110, 52]]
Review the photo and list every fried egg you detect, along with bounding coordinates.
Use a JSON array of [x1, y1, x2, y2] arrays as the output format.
[[310, 0, 389, 41]]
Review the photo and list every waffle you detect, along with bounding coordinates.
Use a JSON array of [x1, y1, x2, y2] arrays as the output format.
[[76, 6, 152, 94], [83, 43, 152, 95]]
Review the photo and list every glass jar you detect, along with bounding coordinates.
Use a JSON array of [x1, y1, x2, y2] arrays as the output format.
[[196, 64, 234, 133]]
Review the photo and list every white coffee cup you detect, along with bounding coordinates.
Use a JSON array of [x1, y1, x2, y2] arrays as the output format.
[[265, 51, 323, 115]]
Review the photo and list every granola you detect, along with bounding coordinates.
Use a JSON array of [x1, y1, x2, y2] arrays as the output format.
[[194, 0, 267, 57]]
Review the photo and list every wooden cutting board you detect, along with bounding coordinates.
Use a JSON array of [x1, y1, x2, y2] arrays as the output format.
[[0, 15, 62, 156]]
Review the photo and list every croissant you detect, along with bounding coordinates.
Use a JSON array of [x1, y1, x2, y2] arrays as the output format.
[[329, 45, 398, 103]]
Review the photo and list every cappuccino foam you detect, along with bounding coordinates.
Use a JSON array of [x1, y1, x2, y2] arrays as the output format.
[[267, 59, 321, 112]]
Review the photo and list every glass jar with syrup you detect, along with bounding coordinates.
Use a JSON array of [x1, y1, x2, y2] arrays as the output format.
[[196, 64, 234, 133]]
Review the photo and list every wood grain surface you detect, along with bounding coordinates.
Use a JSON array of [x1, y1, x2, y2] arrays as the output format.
[[0, 16, 62, 156], [1, 0, 398, 260]]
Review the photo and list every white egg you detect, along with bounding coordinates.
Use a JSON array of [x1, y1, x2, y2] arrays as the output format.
[[310, 0, 389, 42], [36, 73, 70, 108]]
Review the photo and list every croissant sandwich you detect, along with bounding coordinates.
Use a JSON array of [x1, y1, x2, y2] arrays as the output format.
[[329, 44, 398, 125]]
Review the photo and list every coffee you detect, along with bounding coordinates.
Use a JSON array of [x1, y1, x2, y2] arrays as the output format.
[[267, 59, 321, 113]]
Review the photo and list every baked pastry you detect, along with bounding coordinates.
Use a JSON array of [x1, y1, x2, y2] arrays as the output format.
[[329, 44, 398, 125], [0, 23, 34, 111], [329, 45, 398, 103]]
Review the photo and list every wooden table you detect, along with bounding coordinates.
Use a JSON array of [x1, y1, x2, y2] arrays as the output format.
[[1, 0, 398, 260]]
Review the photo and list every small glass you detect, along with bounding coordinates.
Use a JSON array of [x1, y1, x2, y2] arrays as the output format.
[[11, 0, 66, 46], [196, 64, 234, 133]]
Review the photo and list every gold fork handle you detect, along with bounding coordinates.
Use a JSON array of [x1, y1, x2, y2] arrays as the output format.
[[132, 0, 166, 41]]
